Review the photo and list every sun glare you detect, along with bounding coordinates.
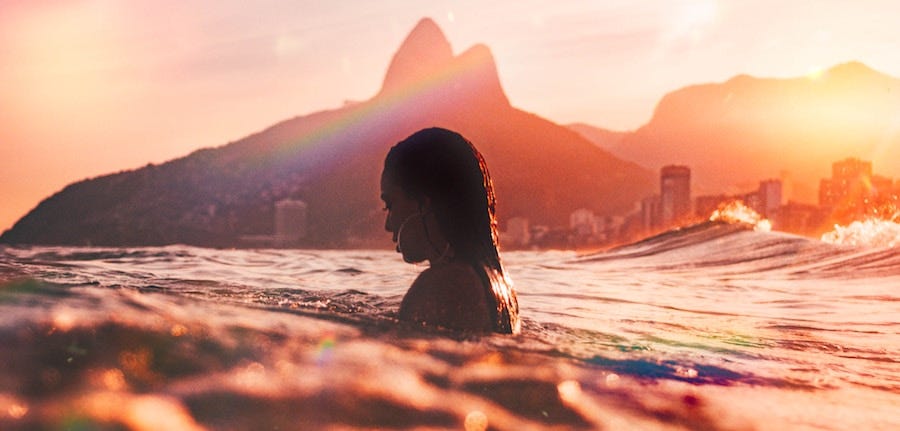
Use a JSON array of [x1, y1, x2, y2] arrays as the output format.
[[806, 66, 825, 80]]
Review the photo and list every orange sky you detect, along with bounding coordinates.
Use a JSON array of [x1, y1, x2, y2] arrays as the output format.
[[2, 0, 900, 233]]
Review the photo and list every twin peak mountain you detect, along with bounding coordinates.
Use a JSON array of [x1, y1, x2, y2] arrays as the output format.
[[1, 18, 653, 247]]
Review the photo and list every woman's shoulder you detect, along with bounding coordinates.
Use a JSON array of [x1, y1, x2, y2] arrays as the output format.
[[415, 262, 482, 290], [401, 262, 492, 331], [419, 262, 494, 305]]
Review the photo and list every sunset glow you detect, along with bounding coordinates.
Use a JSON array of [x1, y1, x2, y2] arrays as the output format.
[[806, 66, 825, 80], [2, 3, 900, 427], [3, 1, 900, 233], [670, 0, 718, 42]]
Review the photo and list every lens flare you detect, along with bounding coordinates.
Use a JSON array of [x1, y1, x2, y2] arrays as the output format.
[[315, 334, 336, 366]]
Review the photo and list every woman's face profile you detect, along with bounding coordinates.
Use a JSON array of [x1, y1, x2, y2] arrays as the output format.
[[380, 173, 431, 263]]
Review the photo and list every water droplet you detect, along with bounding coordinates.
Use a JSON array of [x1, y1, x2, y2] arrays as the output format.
[[557, 380, 581, 403], [605, 373, 620, 387], [464, 410, 487, 431]]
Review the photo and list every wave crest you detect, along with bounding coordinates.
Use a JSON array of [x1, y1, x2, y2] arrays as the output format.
[[708, 200, 771, 232], [821, 218, 900, 248]]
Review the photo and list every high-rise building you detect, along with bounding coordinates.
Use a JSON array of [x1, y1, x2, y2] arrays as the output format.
[[833, 158, 872, 180], [641, 195, 661, 229], [758, 179, 782, 218], [819, 158, 872, 207], [779, 170, 794, 203], [660, 165, 691, 226], [274, 199, 308, 243]]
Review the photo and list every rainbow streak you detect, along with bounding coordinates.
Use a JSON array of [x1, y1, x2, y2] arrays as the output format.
[[252, 49, 496, 167], [315, 334, 336, 366]]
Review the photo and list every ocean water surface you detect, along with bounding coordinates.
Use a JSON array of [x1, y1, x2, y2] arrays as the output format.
[[1, 220, 898, 430]]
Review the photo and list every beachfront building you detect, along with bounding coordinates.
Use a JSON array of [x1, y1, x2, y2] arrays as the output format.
[[660, 165, 691, 226], [274, 199, 308, 244], [819, 158, 873, 207], [758, 179, 783, 218], [695, 194, 728, 219], [641, 195, 661, 230], [778, 201, 830, 235], [817, 157, 897, 223], [570, 208, 597, 236], [503, 217, 531, 248]]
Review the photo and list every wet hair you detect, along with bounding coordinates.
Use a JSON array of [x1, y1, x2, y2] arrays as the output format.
[[383, 127, 520, 334]]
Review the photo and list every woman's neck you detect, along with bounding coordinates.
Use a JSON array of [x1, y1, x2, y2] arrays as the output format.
[[427, 243, 453, 266]]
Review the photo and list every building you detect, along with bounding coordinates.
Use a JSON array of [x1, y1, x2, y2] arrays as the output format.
[[641, 195, 661, 230], [570, 208, 597, 237], [758, 179, 782, 218], [660, 165, 691, 226], [816, 157, 898, 224], [778, 201, 830, 235], [694, 179, 781, 223], [274, 199, 308, 243], [695, 194, 729, 219], [779, 170, 794, 203], [502, 217, 531, 248], [819, 158, 873, 207]]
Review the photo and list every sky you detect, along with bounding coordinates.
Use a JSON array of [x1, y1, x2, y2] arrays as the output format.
[[2, 0, 900, 233]]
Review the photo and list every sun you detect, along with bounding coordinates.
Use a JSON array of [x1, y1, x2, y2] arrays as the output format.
[[806, 66, 825, 80]]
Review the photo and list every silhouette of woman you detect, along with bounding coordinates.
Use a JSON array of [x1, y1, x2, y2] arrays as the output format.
[[381, 127, 520, 334]]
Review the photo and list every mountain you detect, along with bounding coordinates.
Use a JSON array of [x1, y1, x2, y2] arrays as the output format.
[[1, 18, 654, 248], [608, 62, 900, 199], [567, 123, 628, 155]]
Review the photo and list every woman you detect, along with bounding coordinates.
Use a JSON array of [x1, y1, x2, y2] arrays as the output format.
[[381, 127, 520, 334]]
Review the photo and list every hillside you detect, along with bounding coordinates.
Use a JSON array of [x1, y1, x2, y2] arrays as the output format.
[[612, 62, 900, 199], [566, 123, 628, 155]]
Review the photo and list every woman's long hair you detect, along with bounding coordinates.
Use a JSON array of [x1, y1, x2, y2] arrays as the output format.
[[383, 127, 520, 333]]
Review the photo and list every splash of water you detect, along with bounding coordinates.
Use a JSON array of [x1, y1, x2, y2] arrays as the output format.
[[821, 218, 900, 247], [708, 200, 772, 232]]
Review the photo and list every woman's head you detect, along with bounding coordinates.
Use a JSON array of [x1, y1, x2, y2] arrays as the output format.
[[381, 127, 519, 334], [381, 127, 500, 269]]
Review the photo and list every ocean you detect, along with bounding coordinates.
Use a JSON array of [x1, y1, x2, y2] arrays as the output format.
[[1, 219, 898, 430]]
